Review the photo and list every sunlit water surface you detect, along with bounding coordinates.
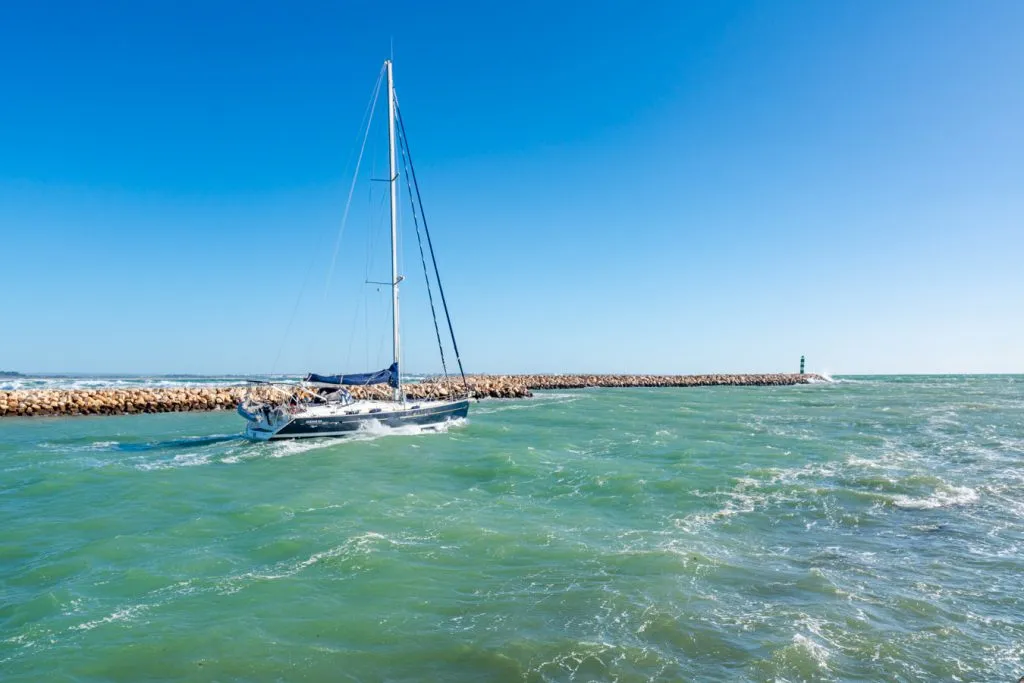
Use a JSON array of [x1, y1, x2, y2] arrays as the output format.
[[2, 376, 1022, 681]]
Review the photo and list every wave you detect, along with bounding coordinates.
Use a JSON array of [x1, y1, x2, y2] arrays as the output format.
[[115, 418, 468, 470], [891, 485, 979, 510], [674, 445, 985, 535], [214, 531, 398, 594], [70, 603, 151, 632], [230, 418, 468, 463], [17, 531, 402, 655], [472, 393, 581, 415], [113, 434, 240, 454], [790, 632, 831, 672], [134, 451, 216, 471], [810, 373, 877, 384], [350, 416, 466, 439]]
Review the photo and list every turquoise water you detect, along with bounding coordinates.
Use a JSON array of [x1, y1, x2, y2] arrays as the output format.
[[2, 376, 1022, 681]]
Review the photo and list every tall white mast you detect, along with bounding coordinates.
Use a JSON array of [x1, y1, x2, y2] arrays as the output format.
[[386, 59, 402, 401]]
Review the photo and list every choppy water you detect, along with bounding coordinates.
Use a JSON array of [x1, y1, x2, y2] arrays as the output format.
[[1, 376, 1022, 681]]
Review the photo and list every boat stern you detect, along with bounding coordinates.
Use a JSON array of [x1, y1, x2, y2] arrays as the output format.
[[243, 420, 279, 441], [238, 401, 291, 441]]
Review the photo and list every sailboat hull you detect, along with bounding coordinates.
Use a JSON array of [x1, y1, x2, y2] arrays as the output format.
[[244, 398, 470, 440]]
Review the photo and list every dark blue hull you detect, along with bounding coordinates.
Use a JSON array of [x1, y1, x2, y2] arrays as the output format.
[[264, 399, 470, 439]]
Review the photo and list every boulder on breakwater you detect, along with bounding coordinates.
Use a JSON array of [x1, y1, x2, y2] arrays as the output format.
[[0, 373, 822, 418]]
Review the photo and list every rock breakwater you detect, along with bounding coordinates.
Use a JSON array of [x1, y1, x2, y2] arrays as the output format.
[[512, 373, 822, 390], [0, 373, 821, 417]]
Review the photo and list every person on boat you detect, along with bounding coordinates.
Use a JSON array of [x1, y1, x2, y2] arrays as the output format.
[[324, 388, 352, 405]]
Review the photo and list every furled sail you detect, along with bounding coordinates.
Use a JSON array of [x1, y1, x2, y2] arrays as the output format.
[[305, 363, 399, 388]]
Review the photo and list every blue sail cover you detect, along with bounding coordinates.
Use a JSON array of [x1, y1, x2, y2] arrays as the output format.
[[305, 363, 399, 388]]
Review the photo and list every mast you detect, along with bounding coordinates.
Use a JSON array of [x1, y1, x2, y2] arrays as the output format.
[[386, 59, 402, 401]]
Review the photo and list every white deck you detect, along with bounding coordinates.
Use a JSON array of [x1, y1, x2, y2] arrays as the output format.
[[292, 398, 460, 419]]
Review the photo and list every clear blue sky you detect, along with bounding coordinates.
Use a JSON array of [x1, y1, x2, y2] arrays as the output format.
[[2, 1, 1022, 375]]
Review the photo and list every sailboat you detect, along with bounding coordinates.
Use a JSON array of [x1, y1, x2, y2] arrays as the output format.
[[238, 60, 471, 440]]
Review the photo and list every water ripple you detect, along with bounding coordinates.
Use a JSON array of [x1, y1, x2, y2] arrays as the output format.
[[2, 376, 1023, 680]]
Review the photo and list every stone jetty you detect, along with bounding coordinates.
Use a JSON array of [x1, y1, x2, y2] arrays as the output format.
[[504, 373, 822, 390], [0, 373, 822, 418]]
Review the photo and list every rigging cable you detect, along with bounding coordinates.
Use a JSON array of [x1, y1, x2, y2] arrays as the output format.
[[394, 96, 470, 393], [345, 188, 390, 371], [324, 65, 386, 300], [270, 66, 384, 375], [396, 118, 450, 382]]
